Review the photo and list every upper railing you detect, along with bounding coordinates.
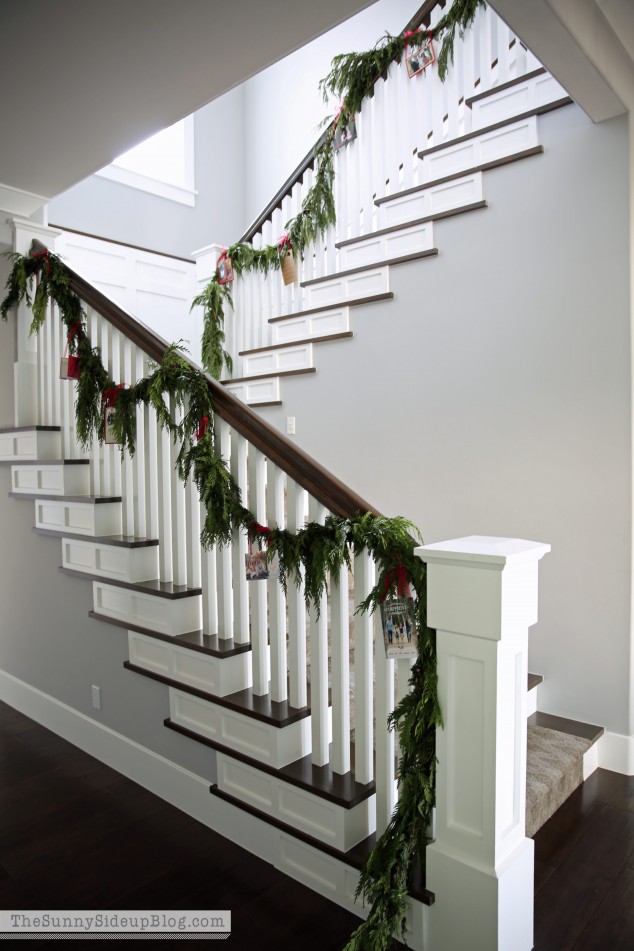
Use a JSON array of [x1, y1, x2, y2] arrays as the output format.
[[223, 0, 541, 375]]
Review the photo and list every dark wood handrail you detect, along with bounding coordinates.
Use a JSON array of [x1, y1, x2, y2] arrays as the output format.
[[239, 0, 444, 243], [33, 240, 379, 519]]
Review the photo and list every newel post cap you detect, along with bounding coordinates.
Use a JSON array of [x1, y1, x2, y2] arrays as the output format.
[[415, 536, 551, 640]]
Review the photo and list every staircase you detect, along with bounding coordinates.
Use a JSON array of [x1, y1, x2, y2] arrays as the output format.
[[0, 4, 609, 950]]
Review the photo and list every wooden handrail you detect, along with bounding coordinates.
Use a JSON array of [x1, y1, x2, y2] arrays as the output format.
[[33, 240, 379, 520], [239, 0, 443, 243]]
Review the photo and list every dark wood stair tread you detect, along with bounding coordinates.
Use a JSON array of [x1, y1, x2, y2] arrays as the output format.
[[125, 661, 311, 727], [209, 785, 435, 906], [528, 711, 604, 744], [35, 528, 158, 547], [268, 292, 394, 323], [60, 567, 201, 599], [9, 492, 121, 503], [0, 425, 61, 433], [221, 367, 316, 385], [90, 611, 249, 656], [300, 249, 438, 288], [374, 146, 544, 206], [335, 200, 487, 248], [166, 718, 372, 807], [0, 457, 89, 466], [465, 67, 548, 108], [239, 331, 353, 356], [417, 97, 573, 159], [528, 672, 543, 691]]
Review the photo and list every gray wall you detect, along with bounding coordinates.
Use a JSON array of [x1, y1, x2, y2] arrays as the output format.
[[0, 253, 215, 779], [256, 104, 632, 736], [47, 86, 247, 260]]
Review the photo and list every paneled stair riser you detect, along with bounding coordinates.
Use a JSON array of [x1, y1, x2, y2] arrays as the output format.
[[35, 498, 122, 537], [0, 427, 61, 462], [62, 538, 159, 584], [92, 581, 201, 638], [11, 462, 90, 497], [128, 631, 251, 697]]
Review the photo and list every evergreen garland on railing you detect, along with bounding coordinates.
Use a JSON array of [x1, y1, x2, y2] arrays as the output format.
[[194, 0, 485, 383], [3, 248, 442, 947]]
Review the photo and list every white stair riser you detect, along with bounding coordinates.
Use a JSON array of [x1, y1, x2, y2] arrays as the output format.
[[339, 222, 434, 270], [36, 499, 122, 536], [0, 429, 61, 462], [380, 173, 484, 229], [93, 581, 201, 637], [169, 687, 311, 768], [276, 834, 425, 948], [12, 464, 90, 496], [306, 266, 389, 310], [471, 74, 567, 130], [129, 631, 251, 696], [243, 344, 313, 379], [63, 538, 159, 584], [422, 116, 538, 183], [216, 752, 374, 850], [224, 377, 280, 406], [271, 308, 350, 346]]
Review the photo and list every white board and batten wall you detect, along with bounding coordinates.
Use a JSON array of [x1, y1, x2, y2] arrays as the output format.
[[55, 230, 202, 368]]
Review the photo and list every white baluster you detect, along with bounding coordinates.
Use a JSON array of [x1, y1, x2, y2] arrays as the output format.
[[135, 348, 148, 539], [109, 328, 122, 499], [89, 310, 101, 497], [186, 470, 201, 589], [99, 318, 113, 497], [147, 402, 159, 542], [354, 550, 374, 785], [201, 531, 219, 636], [267, 463, 287, 703], [308, 497, 329, 766], [248, 447, 269, 695], [330, 558, 351, 775], [287, 479, 307, 709], [216, 418, 233, 638], [231, 431, 249, 643], [375, 605, 396, 835], [121, 337, 134, 535], [156, 416, 173, 583]]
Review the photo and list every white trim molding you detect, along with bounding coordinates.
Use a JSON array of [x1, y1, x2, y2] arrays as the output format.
[[597, 730, 634, 775]]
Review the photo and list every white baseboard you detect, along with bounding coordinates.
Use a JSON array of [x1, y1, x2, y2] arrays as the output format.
[[597, 730, 634, 775], [0, 669, 419, 940]]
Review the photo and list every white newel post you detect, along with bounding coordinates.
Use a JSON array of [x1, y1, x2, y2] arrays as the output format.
[[416, 535, 550, 951], [10, 218, 60, 426], [192, 242, 225, 370]]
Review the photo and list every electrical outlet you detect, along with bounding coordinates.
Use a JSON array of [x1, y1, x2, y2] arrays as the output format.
[[286, 416, 296, 435], [91, 685, 101, 710]]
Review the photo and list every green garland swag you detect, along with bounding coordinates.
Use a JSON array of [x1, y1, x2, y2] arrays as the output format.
[[194, 0, 485, 384], [3, 247, 441, 949]]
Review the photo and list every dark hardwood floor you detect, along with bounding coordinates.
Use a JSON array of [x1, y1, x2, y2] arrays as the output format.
[[1, 698, 633, 949]]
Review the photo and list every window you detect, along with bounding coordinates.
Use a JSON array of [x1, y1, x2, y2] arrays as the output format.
[[96, 116, 196, 206]]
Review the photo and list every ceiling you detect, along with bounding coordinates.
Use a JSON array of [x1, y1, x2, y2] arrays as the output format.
[[1, 0, 631, 236], [0, 0, 374, 220], [491, 0, 634, 120]]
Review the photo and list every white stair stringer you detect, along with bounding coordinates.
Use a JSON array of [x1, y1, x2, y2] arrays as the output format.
[[0, 427, 61, 461], [215, 752, 375, 852], [169, 686, 313, 769], [469, 70, 569, 131], [128, 631, 252, 697], [35, 497, 122, 537], [93, 580, 201, 637], [62, 537, 159, 584], [12, 461, 90, 497]]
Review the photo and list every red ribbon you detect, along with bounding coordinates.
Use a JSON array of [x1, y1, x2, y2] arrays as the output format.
[[32, 249, 51, 279], [381, 564, 411, 601], [278, 233, 291, 251], [249, 521, 272, 551], [196, 416, 209, 440], [103, 384, 125, 407], [217, 247, 227, 264], [64, 321, 82, 357]]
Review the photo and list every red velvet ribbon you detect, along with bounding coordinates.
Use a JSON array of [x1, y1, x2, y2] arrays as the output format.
[[217, 247, 228, 264], [381, 564, 411, 601], [103, 384, 125, 407], [196, 416, 209, 440], [278, 233, 291, 252], [249, 521, 272, 552], [64, 321, 82, 357], [32, 249, 51, 279]]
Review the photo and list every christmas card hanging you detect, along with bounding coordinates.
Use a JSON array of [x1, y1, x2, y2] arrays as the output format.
[[380, 595, 419, 659], [216, 249, 234, 285], [103, 384, 126, 445], [60, 322, 82, 380], [278, 233, 298, 286], [404, 30, 436, 78]]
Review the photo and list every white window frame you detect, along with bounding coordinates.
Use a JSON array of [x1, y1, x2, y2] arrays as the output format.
[[96, 116, 196, 207]]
